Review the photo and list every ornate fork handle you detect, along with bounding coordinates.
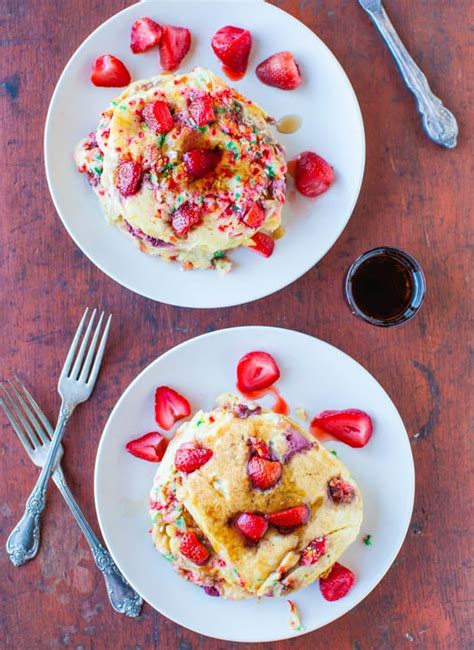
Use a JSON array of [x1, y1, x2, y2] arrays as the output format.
[[365, 4, 458, 148]]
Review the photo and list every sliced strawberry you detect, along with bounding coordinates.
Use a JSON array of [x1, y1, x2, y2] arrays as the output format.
[[183, 148, 221, 180], [319, 562, 355, 601], [189, 95, 216, 127], [249, 232, 275, 258], [91, 54, 131, 88], [125, 431, 167, 462], [179, 531, 210, 565], [311, 409, 373, 448], [234, 513, 268, 542], [154, 386, 191, 430], [142, 101, 174, 134], [115, 160, 142, 196], [175, 444, 213, 473], [300, 536, 327, 566], [211, 26, 252, 76], [243, 202, 265, 229], [159, 25, 191, 72], [327, 477, 355, 504], [237, 351, 280, 393], [130, 17, 162, 54], [267, 504, 310, 529], [294, 151, 335, 198], [248, 456, 282, 490], [171, 201, 202, 237], [256, 51, 301, 90]]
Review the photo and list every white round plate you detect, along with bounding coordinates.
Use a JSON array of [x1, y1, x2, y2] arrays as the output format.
[[45, 0, 365, 308], [95, 327, 414, 642]]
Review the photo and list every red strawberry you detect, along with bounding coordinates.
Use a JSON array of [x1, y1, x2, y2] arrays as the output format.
[[249, 232, 275, 258], [159, 25, 191, 72], [300, 536, 327, 566], [256, 51, 301, 90], [183, 148, 221, 180], [171, 201, 202, 237], [154, 386, 191, 430], [294, 151, 335, 198], [189, 95, 216, 127], [130, 17, 162, 53], [327, 477, 355, 504], [267, 504, 310, 529], [311, 410, 373, 448], [248, 456, 282, 490], [243, 202, 265, 229], [248, 437, 270, 459], [234, 513, 268, 542], [115, 160, 142, 196], [211, 26, 252, 76], [142, 101, 174, 134], [91, 54, 131, 88], [179, 531, 210, 565], [175, 444, 213, 473], [237, 351, 280, 393], [319, 563, 355, 601], [125, 431, 167, 462]]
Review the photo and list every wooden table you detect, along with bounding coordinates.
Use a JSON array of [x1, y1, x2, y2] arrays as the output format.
[[1, 0, 472, 647]]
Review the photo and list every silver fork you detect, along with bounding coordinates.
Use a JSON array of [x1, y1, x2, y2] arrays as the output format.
[[6, 308, 111, 567], [0, 380, 143, 617]]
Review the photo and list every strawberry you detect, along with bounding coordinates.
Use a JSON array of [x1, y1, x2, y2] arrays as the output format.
[[211, 26, 252, 76], [234, 513, 268, 542], [142, 101, 174, 134], [256, 51, 301, 90], [267, 504, 310, 529], [188, 95, 216, 127], [249, 232, 275, 258], [179, 531, 210, 565], [130, 17, 162, 53], [237, 351, 280, 392], [91, 54, 131, 88], [159, 25, 191, 72], [115, 160, 142, 196], [154, 386, 191, 430], [248, 456, 282, 490], [294, 151, 335, 198], [171, 201, 202, 237], [175, 444, 213, 473], [311, 409, 373, 448], [327, 477, 355, 504], [319, 562, 355, 601], [248, 437, 270, 459], [125, 431, 167, 462], [243, 202, 265, 229], [183, 148, 221, 180], [300, 536, 327, 566]]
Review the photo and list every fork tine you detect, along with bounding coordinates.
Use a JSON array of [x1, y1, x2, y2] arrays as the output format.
[[69, 309, 97, 380], [8, 380, 49, 445], [79, 311, 104, 383], [86, 314, 112, 386], [0, 384, 41, 449], [14, 377, 55, 439], [0, 394, 34, 455], [60, 307, 89, 381]]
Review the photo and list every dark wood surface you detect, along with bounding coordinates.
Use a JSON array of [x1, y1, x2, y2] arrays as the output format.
[[0, 0, 472, 648]]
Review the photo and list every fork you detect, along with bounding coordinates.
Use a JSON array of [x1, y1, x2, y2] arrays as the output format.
[[0, 380, 143, 617], [6, 308, 111, 567]]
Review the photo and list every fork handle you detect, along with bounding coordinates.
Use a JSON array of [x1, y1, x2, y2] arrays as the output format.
[[52, 467, 143, 617]]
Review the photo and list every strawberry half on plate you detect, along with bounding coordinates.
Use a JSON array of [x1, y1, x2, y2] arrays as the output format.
[[237, 351, 280, 392], [211, 26, 252, 79], [154, 386, 191, 430]]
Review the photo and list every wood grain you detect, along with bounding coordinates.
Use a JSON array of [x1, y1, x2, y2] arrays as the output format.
[[0, 0, 472, 648]]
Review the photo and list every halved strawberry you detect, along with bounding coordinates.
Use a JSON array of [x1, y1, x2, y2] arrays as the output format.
[[327, 477, 355, 504], [142, 101, 174, 134], [319, 562, 355, 601], [125, 431, 167, 462], [294, 151, 335, 198], [267, 504, 310, 529], [300, 536, 327, 566], [91, 54, 131, 88], [211, 26, 252, 76], [154, 386, 191, 430], [234, 513, 268, 542], [188, 95, 216, 127], [171, 201, 202, 237], [248, 456, 282, 490], [175, 444, 213, 473], [183, 148, 221, 180], [179, 531, 210, 565], [159, 25, 191, 72], [130, 17, 162, 54], [248, 232, 275, 258], [311, 410, 373, 448], [256, 51, 301, 90], [237, 351, 280, 393], [115, 160, 142, 196], [243, 202, 265, 229]]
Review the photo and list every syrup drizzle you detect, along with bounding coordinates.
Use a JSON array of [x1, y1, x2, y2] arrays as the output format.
[[239, 385, 289, 416], [276, 114, 302, 134]]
